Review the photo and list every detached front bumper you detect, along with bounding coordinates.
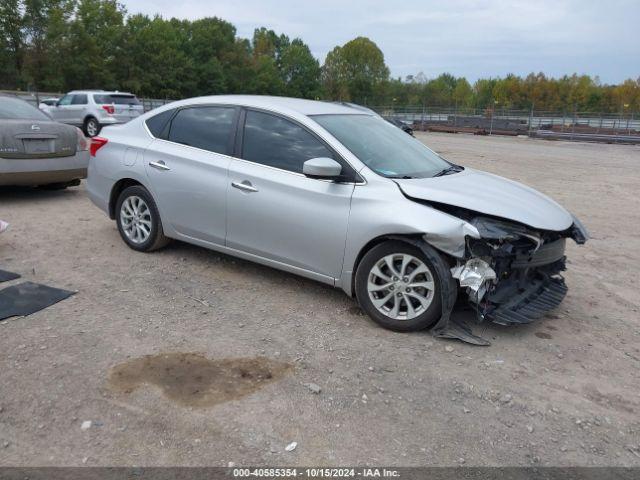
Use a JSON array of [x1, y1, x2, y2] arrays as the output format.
[[485, 269, 567, 325], [455, 228, 572, 326]]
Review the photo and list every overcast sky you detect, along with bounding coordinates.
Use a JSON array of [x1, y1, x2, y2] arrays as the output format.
[[120, 0, 639, 84]]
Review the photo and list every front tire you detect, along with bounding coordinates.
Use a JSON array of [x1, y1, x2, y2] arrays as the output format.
[[115, 185, 169, 252], [83, 117, 100, 137], [355, 241, 443, 332]]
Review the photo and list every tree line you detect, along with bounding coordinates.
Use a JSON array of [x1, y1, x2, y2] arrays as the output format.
[[1, 0, 638, 113]]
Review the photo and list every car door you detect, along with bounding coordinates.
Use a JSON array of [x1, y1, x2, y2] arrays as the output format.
[[143, 105, 239, 244], [226, 109, 357, 280], [69, 93, 88, 125], [49, 94, 73, 123]]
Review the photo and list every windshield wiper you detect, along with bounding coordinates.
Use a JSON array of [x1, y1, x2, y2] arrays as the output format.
[[386, 175, 416, 179], [432, 165, 463, 177]]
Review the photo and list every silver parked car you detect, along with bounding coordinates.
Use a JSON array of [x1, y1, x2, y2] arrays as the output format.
[[45, 90, 144, 138], [87, 96, 588, 341], [0, 95, 89, 188]]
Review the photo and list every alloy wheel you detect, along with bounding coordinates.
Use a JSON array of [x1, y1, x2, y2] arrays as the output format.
[[86, 120, 98, 137], [367, 253, 435, 320], [120, 195, 152, 244]]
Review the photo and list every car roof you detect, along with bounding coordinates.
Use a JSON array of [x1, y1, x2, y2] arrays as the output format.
[[68, 90, 136, 96], [165, 95, 373, 116]]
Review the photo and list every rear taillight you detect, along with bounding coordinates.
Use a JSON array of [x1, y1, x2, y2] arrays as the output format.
[[90, 137, 108, 157], [102, 105, 115, 114], [76, 128, 89, 151]]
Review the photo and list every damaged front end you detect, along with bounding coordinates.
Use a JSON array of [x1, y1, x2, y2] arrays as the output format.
[[453, 215, 588, 326]]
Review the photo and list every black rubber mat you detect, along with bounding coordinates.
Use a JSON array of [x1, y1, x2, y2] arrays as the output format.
[[0, 270, 21, 283], [0, 281, 75, 321]]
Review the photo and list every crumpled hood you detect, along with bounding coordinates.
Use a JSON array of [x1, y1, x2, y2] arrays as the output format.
[[395, 168, 573, 231]]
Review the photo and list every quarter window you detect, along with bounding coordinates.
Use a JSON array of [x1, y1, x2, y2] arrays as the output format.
[[167, 106, 236, 155], [242, 110, 334, 174], [145, 108, 176, 138]]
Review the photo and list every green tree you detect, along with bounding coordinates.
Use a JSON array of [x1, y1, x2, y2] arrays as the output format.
[[280, 38, 321, 98], [63, 0, 125, 90], [423, 73, 457, 105], [322, 37, 389, 104], [188, 17, 239, 95], [118, 15, 195, 98], [248, 27, 288, 94], [22, 0, 75, 91], [452, 78, 473, 108], [0, 0, 25, 88]]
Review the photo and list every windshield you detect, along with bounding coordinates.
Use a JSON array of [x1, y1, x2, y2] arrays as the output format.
[[0, 96, 51, 121], [312, 114, 451, 178]]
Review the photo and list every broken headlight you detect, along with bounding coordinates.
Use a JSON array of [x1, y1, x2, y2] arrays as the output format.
[[451, 258, 496, 302]]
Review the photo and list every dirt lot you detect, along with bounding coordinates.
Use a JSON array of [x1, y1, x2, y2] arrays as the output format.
[[0, 133, 639, 467]]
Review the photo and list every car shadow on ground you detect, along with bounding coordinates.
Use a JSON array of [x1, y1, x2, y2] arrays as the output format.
[[154, 238, 560, 343], [0, 185, 83, 205]]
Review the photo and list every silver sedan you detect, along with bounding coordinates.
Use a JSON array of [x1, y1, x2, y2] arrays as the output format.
[[86, 96, 587, 341], [0, 95, 89, 188]]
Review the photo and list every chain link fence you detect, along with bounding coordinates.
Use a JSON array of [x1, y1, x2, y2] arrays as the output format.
[[372, 105, 640, 144], [1, 90, 173, 112], [3, 90, 639, 144]]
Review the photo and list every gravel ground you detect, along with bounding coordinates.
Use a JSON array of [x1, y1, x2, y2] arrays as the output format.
[[0, 133, 639, 467]]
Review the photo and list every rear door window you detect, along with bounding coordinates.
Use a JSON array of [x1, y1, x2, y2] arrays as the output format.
[[71, 94, 87, 105], [167, 106, 237, 155]]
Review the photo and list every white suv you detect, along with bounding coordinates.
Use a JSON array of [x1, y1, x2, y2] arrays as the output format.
[[44, 90, 144, 137]]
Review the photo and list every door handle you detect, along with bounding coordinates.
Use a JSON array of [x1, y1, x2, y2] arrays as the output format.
[[149, 160, 170, 171], [231, 181, 258, 193]]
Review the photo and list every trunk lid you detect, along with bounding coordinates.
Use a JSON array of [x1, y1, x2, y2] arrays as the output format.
[[394, 168, 574, 231], [106, 94, 143, 122], [0, 120, 77, 159]]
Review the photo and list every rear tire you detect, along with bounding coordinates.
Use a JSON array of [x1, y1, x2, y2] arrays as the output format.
[[115, 185, 169, 252], [355, 240, 443, 332], [83, 117, 100, 137]]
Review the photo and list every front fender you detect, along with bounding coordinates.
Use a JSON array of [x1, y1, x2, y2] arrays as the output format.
[[339, 181, 479, 295]]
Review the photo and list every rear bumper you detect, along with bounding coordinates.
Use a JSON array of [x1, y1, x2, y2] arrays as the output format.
[[97, 117, 123, 125], [86, 157, 111, 216], [0, 151, 89, 186], [97, 115, 138, 125]]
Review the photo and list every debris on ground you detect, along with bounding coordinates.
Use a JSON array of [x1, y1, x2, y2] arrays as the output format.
[[285, 442, 297, 452], [304, 382, 322, 394]]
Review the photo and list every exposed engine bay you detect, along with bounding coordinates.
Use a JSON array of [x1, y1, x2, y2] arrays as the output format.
[[444, 206, 588, 326], [397, 191, 589, 331]]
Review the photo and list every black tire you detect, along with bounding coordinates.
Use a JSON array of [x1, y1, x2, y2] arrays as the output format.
[[83, 117, 101, 137], [115, 185, 170, 252], [355, 240, 443, 332]]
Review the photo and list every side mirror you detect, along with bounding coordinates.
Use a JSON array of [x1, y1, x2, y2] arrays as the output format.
[[303, 157, 342, 179]]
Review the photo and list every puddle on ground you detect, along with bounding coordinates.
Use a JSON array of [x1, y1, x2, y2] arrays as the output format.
[[108, 353, 292, 408], [535, 331, 553, 339]]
